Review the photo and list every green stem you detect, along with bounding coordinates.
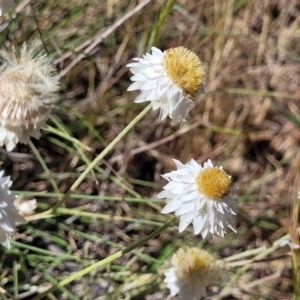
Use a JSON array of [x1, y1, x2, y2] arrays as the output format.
[[28, 140, 60, 194], [32, 216, 176, 300], [147, 0, 175, 49], [50, 104, 152, 212]]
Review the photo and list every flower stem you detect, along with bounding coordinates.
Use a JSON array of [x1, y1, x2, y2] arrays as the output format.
[[32, 216, 176, 300], [28, 140, 60, 194], [50, 104, 152, 212], [147, 0, 175, 49]]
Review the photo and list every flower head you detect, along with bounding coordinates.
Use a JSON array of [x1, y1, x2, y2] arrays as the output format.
[[0, 43, 59, 151], [164, 247, 221, 299], [0, 0, 15, 16], [127, 46, 205, 122], [158, 159, 236, 238], [0, 171, 26, 248]]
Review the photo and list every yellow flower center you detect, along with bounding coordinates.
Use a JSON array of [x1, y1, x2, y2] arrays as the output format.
[[195, 167, 231, 200], [162, 47, 205, 100], [192, 250, 208, 269], [173, 247, 219, 285]]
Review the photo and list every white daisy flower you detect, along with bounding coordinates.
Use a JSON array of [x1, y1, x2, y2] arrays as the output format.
[[0, 0, 15, 16], [127, 46, 205, 122], [0, 171, 26, 248], [158, 159, 237, 239], [0, 43, 59, 151], [164, 247, 221, 300]]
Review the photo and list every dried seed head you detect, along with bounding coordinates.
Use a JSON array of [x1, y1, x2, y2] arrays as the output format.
[[0, 43, 59, 150], [164, 247, 222, 299]]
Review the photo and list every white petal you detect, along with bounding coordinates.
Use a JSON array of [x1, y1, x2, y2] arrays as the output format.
[[0, 172, 26, 249], [139, 79, 158, 90], [130, 73, 146, 81], [172, 159, 185, 170], [193, 215, 206, 235], [175, 202, 195, 216], [127, 81, 143, 91], [161, 198, 181, 213], [216, 202, 224, 214], [178, 215, 192, 232], [151, 47, 164, 56]]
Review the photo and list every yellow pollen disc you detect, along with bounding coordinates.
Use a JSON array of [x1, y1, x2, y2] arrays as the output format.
[[192, 251, 208, 269], [195, 167, 231, 200], [162, 46, 205, 100]]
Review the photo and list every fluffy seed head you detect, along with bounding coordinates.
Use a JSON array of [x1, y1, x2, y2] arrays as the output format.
[[173, 247, 218, 282], [164, 247, 222, 299], [0, 43, 59, 151], [162, 47, 205, 100], [196, 167, 231, 200]]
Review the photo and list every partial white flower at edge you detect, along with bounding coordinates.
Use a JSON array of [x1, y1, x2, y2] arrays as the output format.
[[0, 0, 15, 16], [158, 159, 237, 239], [164, 247, 222, 300], [127, 46, 205, 123], [0, 43, 59, 151], [0, 171, 26, 248]]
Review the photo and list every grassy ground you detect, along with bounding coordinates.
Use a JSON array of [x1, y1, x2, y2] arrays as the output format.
[[0, 0, 299, 299]]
